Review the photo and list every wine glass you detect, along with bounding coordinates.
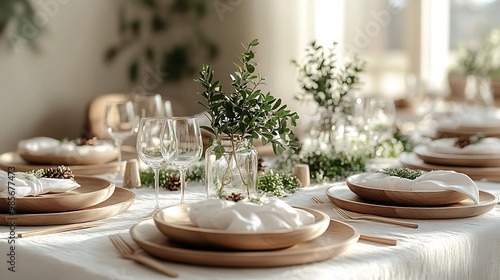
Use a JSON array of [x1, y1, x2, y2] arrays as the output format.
[[164, 117, 203, 204], [136, 117, 169, 215], [362, 97, 397, 158], [133, 93, 166, 132], [104, 101, 136, 181]]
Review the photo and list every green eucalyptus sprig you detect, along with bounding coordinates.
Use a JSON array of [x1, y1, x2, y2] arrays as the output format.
[[379, 167, 425, 180], [195, 39, 300, 158], [292, 41, 366, 113]]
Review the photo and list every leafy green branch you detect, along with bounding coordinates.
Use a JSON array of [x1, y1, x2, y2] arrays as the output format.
[[292, 41, 366, 113], [195, 39, 300, 158]]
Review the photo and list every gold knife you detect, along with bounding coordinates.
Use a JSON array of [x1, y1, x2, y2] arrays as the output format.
[[18, 222, 103, 238]]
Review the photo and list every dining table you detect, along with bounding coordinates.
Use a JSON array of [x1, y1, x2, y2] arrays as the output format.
[[1, 175, 500, 280]]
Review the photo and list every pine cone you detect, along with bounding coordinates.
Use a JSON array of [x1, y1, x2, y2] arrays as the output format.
[[454, 137, 471, 148], [165, 174, 181, 191], [258, 158, 266, 173], [226, 192, 245, 202], [76, 137, 99, 146], [43, 165, 75, 181]]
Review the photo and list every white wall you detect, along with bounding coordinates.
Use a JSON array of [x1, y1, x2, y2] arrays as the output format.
[[0, 0, 314, 153]]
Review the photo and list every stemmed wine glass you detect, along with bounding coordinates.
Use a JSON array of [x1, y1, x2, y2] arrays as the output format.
[[162, 117, 203, 204], [133, 93, 166, 132], [362, 97, 397, 158], [136, 117, 171, 215], [104, 101, 136, 181]]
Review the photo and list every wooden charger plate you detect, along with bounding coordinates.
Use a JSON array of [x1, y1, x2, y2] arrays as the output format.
[[399, 152, 500, 182], [0, 187, 135, 226], [0, 146, 136, 175], [346, 173, 468, 206], [436, 125, 500, 138], [17, 146, 118, 165], [130, 219, 359, 268], [153, 204, 330, 251], [414, 145, 500, 167], [327, 183, 497, 219], [0, 176, 115, 213]]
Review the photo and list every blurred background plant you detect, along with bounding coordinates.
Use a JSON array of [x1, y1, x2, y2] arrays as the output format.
[[104, 0, 218, 83], [0, 0, 38, 50]]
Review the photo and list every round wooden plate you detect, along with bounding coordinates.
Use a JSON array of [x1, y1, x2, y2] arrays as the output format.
[[436, 125, 500, 138], [327, 183, 497, 219], [18, 147, 118, 165], [345, 173, 468, 206], [399, 152, 500, 182], [131, 218, 359, 268], [153, 204, 330, 251], [414, 145, 500, 167], [0, 146, 136, 175], [0, 176, 115, 213], [0, 187, 135, 226]]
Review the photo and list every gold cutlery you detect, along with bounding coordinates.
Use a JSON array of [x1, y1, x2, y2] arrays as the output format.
[[109, 234, 178, 278], [310, 196, 325, 204], [333, 207, 419, 228], [18, 222, 103, 238], [359, 233, 398, 246]]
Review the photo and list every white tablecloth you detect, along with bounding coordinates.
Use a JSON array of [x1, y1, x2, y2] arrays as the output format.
[[2, 180, 500, 280]]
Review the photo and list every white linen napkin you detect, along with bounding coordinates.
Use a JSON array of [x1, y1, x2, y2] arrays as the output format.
[[356, 171, 480, 205], [427, 137, 500, 155], [17, 137, 115, 156], [188, 198, 315, 232], [0, 170, 80, 198]]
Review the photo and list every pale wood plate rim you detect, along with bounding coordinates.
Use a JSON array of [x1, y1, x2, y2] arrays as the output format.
[[0, 187, 135, 226], [130, 218, 359, 268], [326, 183, 498, 219]]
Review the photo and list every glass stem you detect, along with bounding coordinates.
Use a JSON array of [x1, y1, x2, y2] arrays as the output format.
[[153, 167, 160, 211], [179, 168, 186, 204], [115, 139, 123, 176]]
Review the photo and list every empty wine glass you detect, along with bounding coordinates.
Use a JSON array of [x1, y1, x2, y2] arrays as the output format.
[[136, 117, 168, 215], [363, 97, 397, 157], [165, 117, 203, 204], [133, 93, 166, 132], [104, 101, 136, 181]]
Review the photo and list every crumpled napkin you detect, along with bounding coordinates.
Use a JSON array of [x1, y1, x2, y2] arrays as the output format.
[[427, 137, 500, 155], [17, 137, 115, 156], [438, 109, 500, 129], [188, 198, 315, 232], [355, 171, 480, 205], [0, 170, 80, 198]]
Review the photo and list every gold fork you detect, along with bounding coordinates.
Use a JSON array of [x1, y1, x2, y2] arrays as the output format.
[[310, 196, 325, 204], [109, 234, 178, 278], [333, 207, 418, 228]]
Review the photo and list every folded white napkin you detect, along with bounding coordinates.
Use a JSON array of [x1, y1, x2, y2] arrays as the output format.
[[17, 137, 115, 156], [0, 170, 80, 198], [188, 198, 315, 232], [438, 109, 500, 128], [355, 171, 479, 205], [427, 137, 500, 155]]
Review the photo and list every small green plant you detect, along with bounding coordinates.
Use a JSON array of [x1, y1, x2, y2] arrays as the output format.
[[457, 28, 500, 78], [292, 41, 366, 113], [379, 167, 425, 180], [195, 39, 300, 157], [257, 171, 300, 197]]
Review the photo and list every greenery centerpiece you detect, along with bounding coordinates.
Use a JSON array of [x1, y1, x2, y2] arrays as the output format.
[[455, 28, 500, 108], [195, 39, 300, 200], [292, 41, 366, 151]]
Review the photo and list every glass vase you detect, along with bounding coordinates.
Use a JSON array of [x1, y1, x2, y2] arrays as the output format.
[[464, 75, 495, 109], [205, 136, 258, 200]]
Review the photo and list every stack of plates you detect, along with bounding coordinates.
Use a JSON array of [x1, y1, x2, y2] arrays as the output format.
[[0, 146, 136, 175], [400, 146, 500, 182], [129, 204, 359, 268], [0, 177, 135, 226], [436, 123, 500, 138], [325, 173, 497, 220]]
